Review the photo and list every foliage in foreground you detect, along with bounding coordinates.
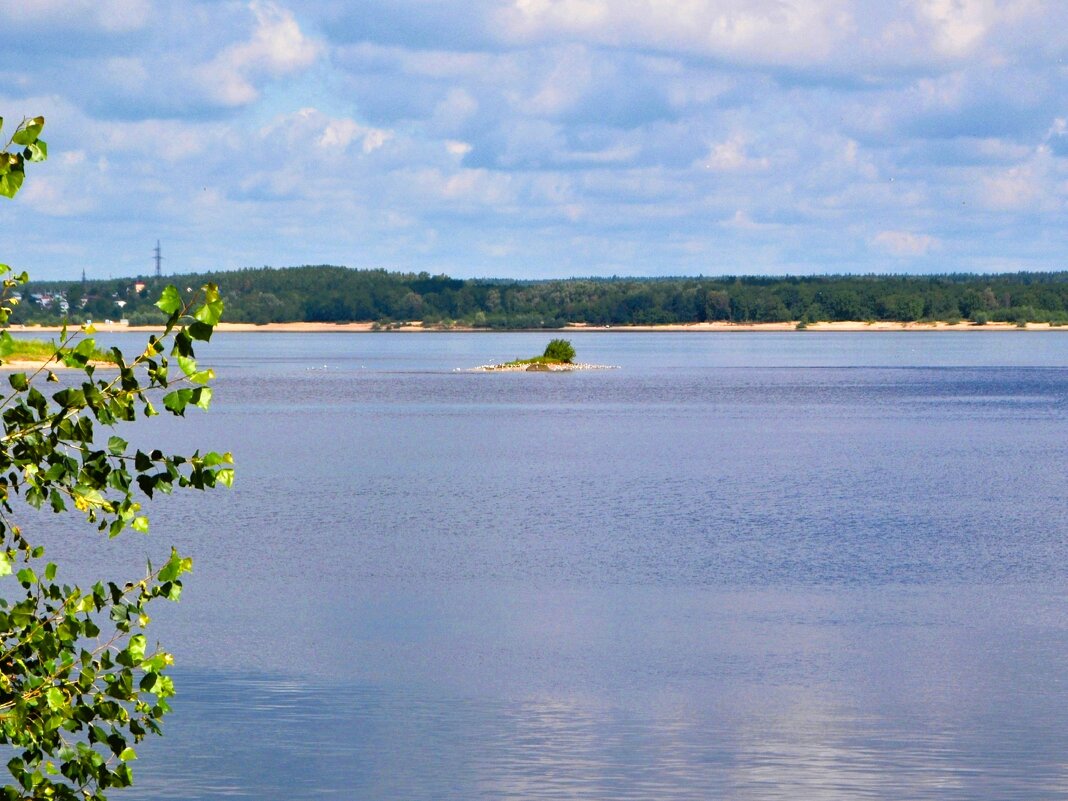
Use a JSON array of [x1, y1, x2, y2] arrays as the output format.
[[1, 114, 231, 800]]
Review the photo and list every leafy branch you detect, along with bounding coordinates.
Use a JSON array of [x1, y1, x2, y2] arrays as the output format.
[[0, 114, 231, 800]]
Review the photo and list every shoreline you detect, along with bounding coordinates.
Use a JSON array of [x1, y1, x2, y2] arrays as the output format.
[[5, 320, 1064, 334]]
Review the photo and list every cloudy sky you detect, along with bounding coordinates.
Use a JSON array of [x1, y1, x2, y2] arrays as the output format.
[[1, 0, 1066, 280]]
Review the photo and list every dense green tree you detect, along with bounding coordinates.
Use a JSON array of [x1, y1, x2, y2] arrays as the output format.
[[1, 115, 231, 799], [543, 339, 576, 363]]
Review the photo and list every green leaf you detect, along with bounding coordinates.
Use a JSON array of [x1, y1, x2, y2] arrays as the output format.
[[188, 321, 214, 341], [11, 116, 44, 145], [0, 552, 11, 577], [0, 165, 24, 198], [157, 551, 182, 582], [0, 331, 13, 358], [53, 387, 86, 407], [128, 634, 147, 663], [216, 468, 235, 488], [23, 139, 47, 162], [131, 516, 149, 533], [177, 354, 213, 382], [203, 451, 233, 467], [119, 747, 138, 762], [193, 283, 224, 325], [8, 371, 27, 391], [108, 435, 128, 456], [162, 388, 191, 415], [155, 285, 182, 315], [45, 687, 65, 711], [0, 170, 22, 197]]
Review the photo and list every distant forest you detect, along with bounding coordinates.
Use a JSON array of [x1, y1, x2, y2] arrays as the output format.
[[16, 266, 1068, 328]]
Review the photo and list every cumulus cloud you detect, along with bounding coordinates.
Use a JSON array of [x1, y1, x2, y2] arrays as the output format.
[[911, 0, 994, 57], [196, 1, 323, 107], [699, 136, 770, 172], [259, 107, 394, 157], [872, 230, 940, 256], [982, 164, 1039, 209]]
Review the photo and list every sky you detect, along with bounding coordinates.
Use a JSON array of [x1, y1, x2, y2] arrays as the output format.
[[0, 0, 1067, 280]]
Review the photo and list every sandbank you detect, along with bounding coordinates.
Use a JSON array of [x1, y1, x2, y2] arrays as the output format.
[[463, 362, 618, 372]]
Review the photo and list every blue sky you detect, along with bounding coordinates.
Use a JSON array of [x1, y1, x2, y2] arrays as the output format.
[[1, 0, 1066, 280]]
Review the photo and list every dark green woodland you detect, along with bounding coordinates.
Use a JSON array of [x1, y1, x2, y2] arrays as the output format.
[[17, 266, 1068, 328]]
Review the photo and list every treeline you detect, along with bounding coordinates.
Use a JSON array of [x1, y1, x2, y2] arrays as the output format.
[[16, 266, 1068, 327]]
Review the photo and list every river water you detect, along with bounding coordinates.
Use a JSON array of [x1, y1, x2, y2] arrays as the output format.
[[22, 331, 1068, 800]]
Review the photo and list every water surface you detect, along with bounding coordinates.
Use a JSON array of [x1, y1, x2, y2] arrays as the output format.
[[26, 332, 1068, 800]]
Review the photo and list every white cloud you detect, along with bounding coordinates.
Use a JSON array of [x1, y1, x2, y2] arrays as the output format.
[[196, 1, 322, 107], [699, 136, 769, 172], [3, 1, 1068, 278], [0, 0, 150, 32], [496, 0, 856, 66], [911, 0, 994, 57], [259, 108, 394, 157], [446, 140, 474, 157], [872, 230, 940, 256], [982, 164, 1038, 209], [521, 45, 594, 116], [319, 118, 393, 153]]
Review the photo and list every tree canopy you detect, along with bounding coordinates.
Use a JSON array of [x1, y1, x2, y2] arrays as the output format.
[[19, 266, 1068, 330], [1, 115, 231, 800]]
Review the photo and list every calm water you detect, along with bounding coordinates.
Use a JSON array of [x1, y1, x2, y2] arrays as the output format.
[[25, 332, 1068, 799]]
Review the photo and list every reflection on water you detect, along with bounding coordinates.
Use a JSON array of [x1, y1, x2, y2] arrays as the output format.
[[130, 653, 1068, 801], [20, 332, 1068, 800]]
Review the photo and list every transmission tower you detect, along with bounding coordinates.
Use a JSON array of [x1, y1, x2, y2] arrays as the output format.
[[153, 240, 162, 278]]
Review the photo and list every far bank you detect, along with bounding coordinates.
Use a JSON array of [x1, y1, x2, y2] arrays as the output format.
[[7, 320, 1068, 334]]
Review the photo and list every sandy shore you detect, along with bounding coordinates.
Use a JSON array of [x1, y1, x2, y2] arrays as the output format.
[[563, 320, 1067, 332], [0, 360, 67, 370], [5, 320, 1064, 334], [464, 362, 618, 372]]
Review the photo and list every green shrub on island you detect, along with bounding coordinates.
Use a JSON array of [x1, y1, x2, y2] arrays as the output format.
[[543, 339, 576, 363]]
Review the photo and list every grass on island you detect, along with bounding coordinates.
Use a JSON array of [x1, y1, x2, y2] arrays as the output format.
[[501, 355, 569, 367], [500, 338, 576, 367], [4, 338, 117, 365]]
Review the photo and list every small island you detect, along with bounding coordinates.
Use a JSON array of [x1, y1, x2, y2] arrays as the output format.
[[469, 339, 617, 372]]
